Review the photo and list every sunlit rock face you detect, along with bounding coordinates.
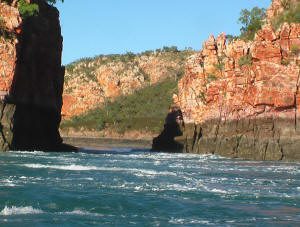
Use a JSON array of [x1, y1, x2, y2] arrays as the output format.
[[0, 0, 67, 151], [62, 52, 189, 118], [174, 6, 300, 160]]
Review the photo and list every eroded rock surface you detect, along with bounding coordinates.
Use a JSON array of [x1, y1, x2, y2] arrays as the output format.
[[172, 22, 300, 160]]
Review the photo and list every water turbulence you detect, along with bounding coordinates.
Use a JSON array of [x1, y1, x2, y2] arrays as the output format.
[[0, 149, 299, 226]]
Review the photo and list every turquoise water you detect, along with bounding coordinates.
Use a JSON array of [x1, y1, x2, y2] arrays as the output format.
[[0, 148, 300, 226]]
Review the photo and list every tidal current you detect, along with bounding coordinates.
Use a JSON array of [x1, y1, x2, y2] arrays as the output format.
[[0, 147, 299, 226]]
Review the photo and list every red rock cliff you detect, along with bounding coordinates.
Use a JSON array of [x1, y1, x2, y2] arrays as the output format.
[[171, 2, 300, 160], [175, 23, 300, 125]]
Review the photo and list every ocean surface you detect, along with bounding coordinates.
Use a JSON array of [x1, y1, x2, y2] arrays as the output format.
[[0, 147, 300, 226]]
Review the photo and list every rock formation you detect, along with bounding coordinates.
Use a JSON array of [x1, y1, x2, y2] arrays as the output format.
[[155, 1, 300, 160], [152, 105, 184, 152], [0, 0, 73, 151]]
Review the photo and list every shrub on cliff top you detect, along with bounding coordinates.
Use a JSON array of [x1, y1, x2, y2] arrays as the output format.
[[238, 7, 266, 40], [3, 0, 64, 19], [18, 0, 39, 18]]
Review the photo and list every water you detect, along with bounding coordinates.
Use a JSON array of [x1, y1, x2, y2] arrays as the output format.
[[0, 148, 300, 226]]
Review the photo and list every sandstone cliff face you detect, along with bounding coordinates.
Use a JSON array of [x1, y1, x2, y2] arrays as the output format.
[[175, 24, 300, 125], [174, 21, 300, 160], [62, 51, 191, 118], [0, 0, 67, 151]]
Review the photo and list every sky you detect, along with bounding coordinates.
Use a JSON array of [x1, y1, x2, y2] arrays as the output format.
[[56, 0, 271, 65]]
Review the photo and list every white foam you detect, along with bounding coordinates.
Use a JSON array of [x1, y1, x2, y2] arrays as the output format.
[[8, 150, 45, 155], [211, 188, 228, 194], [0, 179, 17, 187], [169, 218, 212, 225], [22, 164, 177, 177], [0, 206, 43, 216], [62, 209, 103, 217], [22, 164, 99, 171]]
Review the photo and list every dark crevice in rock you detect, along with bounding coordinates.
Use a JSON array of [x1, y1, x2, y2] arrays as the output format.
[[191, 124, 198, 151], [279, 146, 284, 161], [295, 69, 300, 130], [234, 135, 243, 158], [0, 103, 9, 149], [263, 142, 269, 161]]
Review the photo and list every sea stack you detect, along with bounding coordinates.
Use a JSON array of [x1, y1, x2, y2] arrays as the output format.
[[0, 0, 71, 151]]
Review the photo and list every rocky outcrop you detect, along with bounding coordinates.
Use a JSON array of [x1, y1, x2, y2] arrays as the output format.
[[0, 0, 72, 151], [62, 51, 192, 118], [169, 21, 300, 160], [266, 0, 299, 22], [152, 105, 184, 152]]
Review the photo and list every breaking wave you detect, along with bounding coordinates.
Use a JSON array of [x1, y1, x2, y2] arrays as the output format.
[[0, 206, 43, 216]]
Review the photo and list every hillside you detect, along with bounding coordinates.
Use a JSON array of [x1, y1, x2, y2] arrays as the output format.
[[61, 48, 194, 138], [61, 79, 178, 138], [62, 48, 194, 118]]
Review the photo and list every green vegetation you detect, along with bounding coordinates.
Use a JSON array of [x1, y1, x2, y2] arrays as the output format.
[[291, 44, 300, 55], [235, 1, 299, 41], [65, 48, 194, 83], [238, 55, 253, 67], [226, 34, 238, 43], [238, 7, 266, 40], [17, 0, 39, 18], [0, 16, 15, 40], [197, 92, 206, 104], [3, 0, 64, 19], [272, 1, 300, 29], [61, 79, 178, 134], [280, 0, 292, 10], [0, 16, 6, 36], [158, 46, 179, 53], [281, 58, 290, 66], [207, 74, 217, 84], [63, 47, 194, 134], [214, 55, 225, 73]]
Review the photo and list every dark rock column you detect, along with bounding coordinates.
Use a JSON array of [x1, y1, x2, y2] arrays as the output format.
[[0, 0, 76, 151]]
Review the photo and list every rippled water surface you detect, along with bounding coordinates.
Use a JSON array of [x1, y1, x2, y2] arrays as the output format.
[[0, 148, 300, 226]]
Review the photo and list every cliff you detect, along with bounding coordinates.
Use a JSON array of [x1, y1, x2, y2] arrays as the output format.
[[0, 0, 70, 151], [155, 0, 300, 160], [62, 50, 193, 118]]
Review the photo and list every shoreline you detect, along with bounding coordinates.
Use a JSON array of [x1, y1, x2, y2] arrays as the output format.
[[62, 136, 152, 150]]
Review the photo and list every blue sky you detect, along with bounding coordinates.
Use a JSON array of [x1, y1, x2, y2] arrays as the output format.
[[56, 0, 271, 64]]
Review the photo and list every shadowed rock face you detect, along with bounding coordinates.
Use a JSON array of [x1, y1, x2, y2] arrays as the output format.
[[0, 0, 75, 151]]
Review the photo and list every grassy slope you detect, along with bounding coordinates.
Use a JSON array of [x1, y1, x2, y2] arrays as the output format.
[[61, 78, 178, 134]]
